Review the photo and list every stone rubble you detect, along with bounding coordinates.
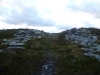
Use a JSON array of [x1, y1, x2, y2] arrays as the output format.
[[0, 50, 2, 53], [41, 59, 56, 75], [8, 46, 25, 49], [1, 29, 43, 50], [65, 28, 100, 61]]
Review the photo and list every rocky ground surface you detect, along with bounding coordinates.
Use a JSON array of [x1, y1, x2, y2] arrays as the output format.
[[65, 28, 100, 61], [0, 29, 44, 51], [40, 52, 57, 75], [1, 28, 100, 75]]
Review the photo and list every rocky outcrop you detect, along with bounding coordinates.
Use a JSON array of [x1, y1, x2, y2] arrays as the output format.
[[65, 28, 97, 47], [65, 28, 100, 61], [1, 29, 44, 50]]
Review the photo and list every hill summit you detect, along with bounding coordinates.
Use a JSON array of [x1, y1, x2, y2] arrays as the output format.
[[0, 28, 100, 75]]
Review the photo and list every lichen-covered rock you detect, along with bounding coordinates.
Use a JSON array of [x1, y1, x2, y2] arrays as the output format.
[[9, 41, 24, 46], [8, 46, 25, 49], [84, 52, 95, 57], [65, 28, 97, 47], [0, 50, 2, 53], [1, 29, 44, 50], [65, 28, 100, 61], [94, 45, 100, 51]]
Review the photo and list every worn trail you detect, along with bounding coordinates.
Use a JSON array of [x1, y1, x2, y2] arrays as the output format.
[[40, 34, 57, 75], [40, 52, 57, 75]]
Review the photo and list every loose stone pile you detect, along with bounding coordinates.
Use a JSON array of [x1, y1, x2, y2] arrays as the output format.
[[1, 29, 44, 50], [65, 28, 100, 61]]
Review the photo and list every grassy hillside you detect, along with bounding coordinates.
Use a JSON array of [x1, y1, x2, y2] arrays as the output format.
[[0, 29, 19, 39], [0, 29, 46, 75], [0, 38, 46, 75], [51, 33, 100, 75], [0, 28, 100, 75]]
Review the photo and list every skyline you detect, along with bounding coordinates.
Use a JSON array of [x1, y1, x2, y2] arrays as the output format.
[[0, 0, 100, 32]]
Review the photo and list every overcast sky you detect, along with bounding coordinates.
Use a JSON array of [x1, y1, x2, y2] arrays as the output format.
[[0, 0, 100, 32]]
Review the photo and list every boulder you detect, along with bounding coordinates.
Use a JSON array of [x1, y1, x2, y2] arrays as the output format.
[[0, 50, 2, 53], [84, 53, 95, 57], [8, 46, 25, 49], [65, 28, 98, 47], [81, 48, 95, 52], [95, 54, 100, 61], [35, 31, 41, 35], [94, 45, 100, 51], [71, 28, 77, 34], [92, 36, 97, 41], [80, 38, 89, 47], [9, 41, 24, 46], [65, 28, 100, 61], [3, 39, 7, 42], [37, 35, 42, 39]]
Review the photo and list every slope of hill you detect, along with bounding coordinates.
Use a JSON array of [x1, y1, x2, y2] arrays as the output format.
[[0, 28, 100, 75]]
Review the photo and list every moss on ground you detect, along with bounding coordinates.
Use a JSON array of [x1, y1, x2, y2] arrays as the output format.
[[51, 32, 100, 75], [0, 37, 45, 75], [1, 28, 100, 75]]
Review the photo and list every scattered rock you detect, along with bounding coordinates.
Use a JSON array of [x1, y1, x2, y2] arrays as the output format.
[[65, 28, 96, 47], [0, 50, 2, 53], [1, 29, 44, 50], [84, 52, 95, 57], [9, 42, 24, 46], [94, 45, 100, 51], [8, 46, 25, 49], [65, 28, 100, 61]]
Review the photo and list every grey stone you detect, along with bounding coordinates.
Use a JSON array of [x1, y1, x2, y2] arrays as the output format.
[[84, 53, 95, 57], [95, 54, 100, 61], [80, 39, 88, 47], [65, 28, 98, 47], [42, 65, 49, 69], [94, 45, 100, 51], [8, 46, 25, 49], [3, 39, 7, 42], [92, 36, 97, 41], [93, 43, 98, 47], [9, 41, 24, 46], [81, 48, 95, 52], [21, 39, 29, 43], [37, 35, 42, 39], [35, 31, 41, 35], [81, 48, 89, 51], [0, 50, 2, 53], [71, 28, 77, 34], [73, 59, 76, 63], [65, 28, 100, 61], [1, 29, 43, 50]]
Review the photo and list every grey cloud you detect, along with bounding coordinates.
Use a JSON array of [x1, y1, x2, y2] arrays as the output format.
[[0, 1, 55, 26], [67, 2, 100, 18]]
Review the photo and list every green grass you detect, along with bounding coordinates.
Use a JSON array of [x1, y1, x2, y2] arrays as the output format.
[[50, 32, 100, 75], [0, 29, 19, 39], [0, 49, 43, 75], [0, 37, 46, 75], [1, 28, 100, 75]]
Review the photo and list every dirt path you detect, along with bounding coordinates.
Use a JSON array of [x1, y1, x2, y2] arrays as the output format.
[[37, 34, 57, 75], [40, 52, 57, 75]]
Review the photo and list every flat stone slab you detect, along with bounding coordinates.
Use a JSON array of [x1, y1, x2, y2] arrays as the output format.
[[8, 46, 25, 49], [0, 50, 2, 53]]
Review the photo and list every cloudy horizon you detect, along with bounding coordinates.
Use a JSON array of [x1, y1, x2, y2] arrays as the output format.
[[0, 0, 100, 33]]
